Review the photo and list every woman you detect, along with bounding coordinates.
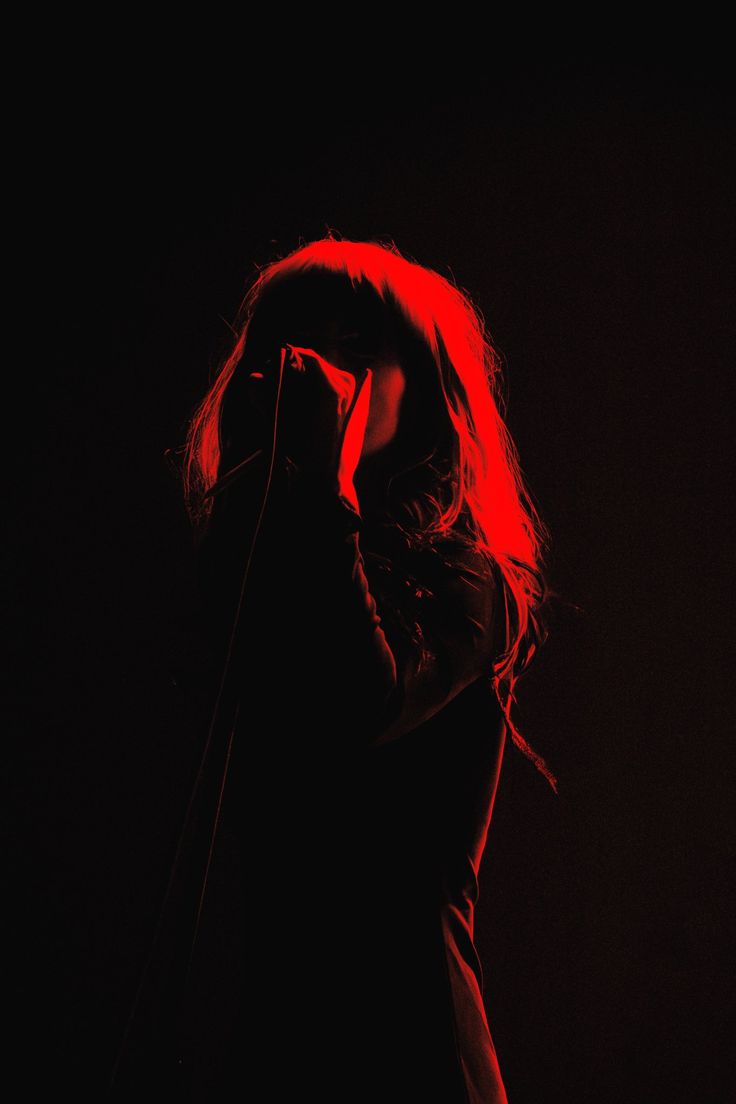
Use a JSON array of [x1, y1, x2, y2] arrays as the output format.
[[180, 236, 557, 1102]]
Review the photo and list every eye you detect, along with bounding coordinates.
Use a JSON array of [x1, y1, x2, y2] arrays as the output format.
[[345, 349, 375, 360], [338, 332, 379, 358]]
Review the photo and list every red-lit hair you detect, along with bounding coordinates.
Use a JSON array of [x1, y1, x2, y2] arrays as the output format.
[[179, 232, 558, 794]]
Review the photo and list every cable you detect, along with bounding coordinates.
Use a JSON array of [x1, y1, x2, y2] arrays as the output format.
[[106, 345, 288, 1095]]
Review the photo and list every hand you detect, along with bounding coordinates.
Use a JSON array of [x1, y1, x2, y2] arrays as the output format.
[[264, 344, 372, 513]]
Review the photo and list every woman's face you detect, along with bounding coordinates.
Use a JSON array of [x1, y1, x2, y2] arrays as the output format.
[[287, 315, 407, 459]]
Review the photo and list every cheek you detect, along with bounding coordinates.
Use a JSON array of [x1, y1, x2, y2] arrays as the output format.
[[371, 364, 406, 424]]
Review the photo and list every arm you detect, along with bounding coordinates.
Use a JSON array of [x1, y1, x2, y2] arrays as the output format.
[[364, 527, 500, 750], [201, 456, 500, 751]]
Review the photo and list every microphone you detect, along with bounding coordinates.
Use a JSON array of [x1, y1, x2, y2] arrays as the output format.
[[207, 343, 371, 512]]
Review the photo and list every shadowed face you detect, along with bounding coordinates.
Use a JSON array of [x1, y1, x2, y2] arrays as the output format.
[[246, 277, 409, 460], [287, 315, 407, 458], [224, 276, 448, 519]]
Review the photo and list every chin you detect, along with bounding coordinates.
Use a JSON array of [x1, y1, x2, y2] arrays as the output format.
[[361, 436, 392, 460]]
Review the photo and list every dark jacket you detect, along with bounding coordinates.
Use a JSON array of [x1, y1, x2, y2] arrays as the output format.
[[193, 451, 510, 1103]]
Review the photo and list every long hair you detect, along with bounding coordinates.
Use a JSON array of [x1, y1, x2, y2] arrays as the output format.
[[178, 232, 559, 794]]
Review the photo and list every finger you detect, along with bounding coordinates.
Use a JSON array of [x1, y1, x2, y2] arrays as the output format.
[[282, 344, 307, 374], [343, 368, 372, 451], [337, 369, 372, 501], [289, 346, 356, 407]]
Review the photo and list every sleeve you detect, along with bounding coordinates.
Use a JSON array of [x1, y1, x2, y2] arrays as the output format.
[[363, 528, 501, 749], [196, 455, 501, 751]]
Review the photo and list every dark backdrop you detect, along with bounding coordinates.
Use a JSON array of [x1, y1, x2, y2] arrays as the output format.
[[11, 60, 734, 1101]]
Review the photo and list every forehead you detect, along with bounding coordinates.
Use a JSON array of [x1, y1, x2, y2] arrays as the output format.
[[251, 272, 393, 340]]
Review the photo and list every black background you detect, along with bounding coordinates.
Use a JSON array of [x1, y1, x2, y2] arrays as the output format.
[[11, 57, 734, 1101]]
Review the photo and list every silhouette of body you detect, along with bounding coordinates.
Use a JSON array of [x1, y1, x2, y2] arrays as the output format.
[[161, 241, 556, 1101], [192, 444, 510, 1103]]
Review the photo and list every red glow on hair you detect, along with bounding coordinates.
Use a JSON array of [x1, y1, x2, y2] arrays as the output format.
[[179, 232, 558, 794]]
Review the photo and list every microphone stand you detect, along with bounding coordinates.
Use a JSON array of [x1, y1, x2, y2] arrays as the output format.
[[106, 344, 371, 1095], [106, 346, 289, 1095]]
